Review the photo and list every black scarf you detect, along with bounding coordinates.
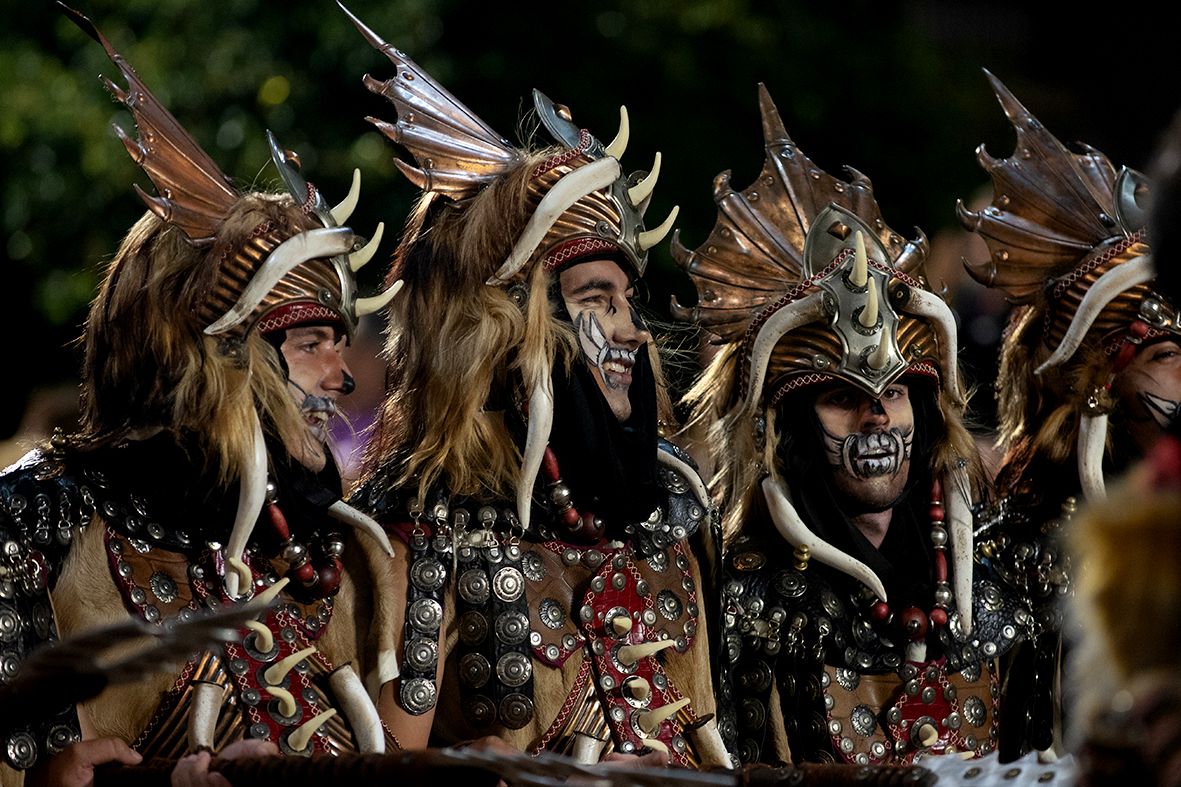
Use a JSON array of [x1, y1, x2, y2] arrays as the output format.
[[546, 350, 662, 536]]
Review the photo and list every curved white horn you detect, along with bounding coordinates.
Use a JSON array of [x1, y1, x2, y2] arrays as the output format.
[[858, 279, 879, 329], [1078, 413, 1108, 501], [355, 278, 403, 316], [627, 152, 662, 207], [739, 292, 828, 415], [188, 680, 223, 751], [223, 412, 267, 599], [900, 287, 964, 405], [246, 576, 290, 613], [945, 469, 974, 632], [489, 157, 621, 285], [327, 501, 395, 557], [867, 334, 892, 371], [850, 231, 868, 288], [604, 105, 630, 159], [517, 377, 554, 533], [763, 476, 887, 601], [288, 709, 336, 753], [655, 448, 711, 512], [204, 227, 355, 335], [349, 222, 385, 271], [331, 168, 362, 225], [1035, 255, 1153, 375], [329, 665, 385, 754], [638, 205, 679, 251]]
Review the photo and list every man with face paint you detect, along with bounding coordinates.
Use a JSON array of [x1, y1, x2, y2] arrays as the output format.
[[958, 72, 1175, 759], [264, 319, 357, 473], [674, 86, 1030, 766], [344, 8, 728, 769]]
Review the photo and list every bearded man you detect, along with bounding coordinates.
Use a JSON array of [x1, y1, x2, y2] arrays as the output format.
[[673, 85, 1031, 765]]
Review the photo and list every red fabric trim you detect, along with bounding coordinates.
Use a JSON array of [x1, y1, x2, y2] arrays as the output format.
[[257, 302, 343, 334]]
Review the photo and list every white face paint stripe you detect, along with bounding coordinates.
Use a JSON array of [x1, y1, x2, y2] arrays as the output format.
[[574, 310, 638, 390], [1141, 390, 1181, 428]]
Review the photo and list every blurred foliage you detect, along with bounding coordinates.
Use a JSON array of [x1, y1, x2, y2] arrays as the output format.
[[2, 0, 1176, 436]]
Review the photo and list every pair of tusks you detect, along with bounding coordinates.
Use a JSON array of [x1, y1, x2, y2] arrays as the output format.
[[222, 412, 395, 599], [849, 232, 894, 373], [762, 467, 974, 632], [487, 149, 679, 285], [515, 379, 713, 533], [204, 169, 400, 336]]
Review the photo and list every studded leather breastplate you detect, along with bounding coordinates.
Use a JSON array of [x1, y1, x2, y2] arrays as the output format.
[[383, 441, 716, 766], [0, 450, 88, 771], [718, 534, 1032, 765]]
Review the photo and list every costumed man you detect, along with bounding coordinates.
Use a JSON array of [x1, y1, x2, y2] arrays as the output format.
[[958, 71, 1168, 759], [341, 8, 729, 768], [672, 85, 1031, 766], [0, 9, 402, 785]]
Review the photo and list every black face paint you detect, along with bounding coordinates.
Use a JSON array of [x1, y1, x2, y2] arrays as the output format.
[[341, 370, 356, 396], [821, 425, 914, 479], [1141, 390, 1181, 428]]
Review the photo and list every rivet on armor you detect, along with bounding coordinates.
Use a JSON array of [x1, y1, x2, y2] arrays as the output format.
[[491, 564, 524, 600], [496, 652, 532, 687], [539, 598, 566, 630], [399, 675, 436, 718], [498, 694, 536, 727], [495, 611, 529, 645], [458, 653, 491, 689], [409, 598, 443, 633]]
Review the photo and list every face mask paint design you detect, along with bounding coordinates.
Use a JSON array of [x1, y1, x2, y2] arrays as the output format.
[[288, 378, 339, 444], [1140, 390, 1181, 429], [822, 425, 914, 479], [574, 309, 640, 390]]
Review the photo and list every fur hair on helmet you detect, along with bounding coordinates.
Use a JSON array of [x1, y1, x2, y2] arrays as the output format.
[[78, 194, 320, 486]]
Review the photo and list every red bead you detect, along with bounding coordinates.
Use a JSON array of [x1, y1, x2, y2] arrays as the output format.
[[899, 606, 928, 641], [293, 561, 317, 586], [542, 447, 561, 482], [930, 477, 943, 500], [578, 512, 605, 541], [929, 608, 948, 627], [1130, 320, 1150, 338], [928, 504, 945, 522], [934, 551, 948, 583], [871, 601, 890, 622], [318, 559, 342, 595], [560, 506, 582, 530], [267, 503, 290, 540]]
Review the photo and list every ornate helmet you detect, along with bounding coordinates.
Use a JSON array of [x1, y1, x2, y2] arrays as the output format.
[[343, 5, 695, 530], [67, 5, 394, 597], [675, 86, 976, 626], [958, 70, 1159, 501], [67, 8, 397, 345]]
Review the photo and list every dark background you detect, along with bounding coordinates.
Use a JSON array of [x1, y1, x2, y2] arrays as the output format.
[[2, 0, 1177, 455]]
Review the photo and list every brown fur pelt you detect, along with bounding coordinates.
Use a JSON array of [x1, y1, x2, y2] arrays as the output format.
[[993, 301, 1132, 495], [1069, 464, 1181, 743], [77, 194, 315, 486]]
